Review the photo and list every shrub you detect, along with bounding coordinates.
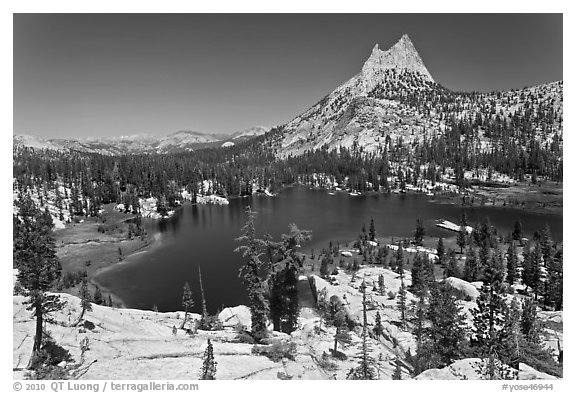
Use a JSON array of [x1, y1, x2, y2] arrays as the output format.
[[277, 371, 293, 380], [27, 336, 73, 379], [198, 314, 223, 331], [387, 290, 396, 300], [318, 352, 339, 370], [233, 332, 256, 344], [252, 339, 297, 362]]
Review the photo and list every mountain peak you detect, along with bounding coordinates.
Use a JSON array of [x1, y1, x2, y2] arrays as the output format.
[[361, 34, 433, 82]]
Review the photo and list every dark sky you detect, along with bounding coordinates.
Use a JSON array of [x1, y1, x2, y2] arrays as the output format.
[[13, 14, 563, 139]]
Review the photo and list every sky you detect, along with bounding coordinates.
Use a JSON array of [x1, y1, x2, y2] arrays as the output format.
[[13, 13, 563, 139]]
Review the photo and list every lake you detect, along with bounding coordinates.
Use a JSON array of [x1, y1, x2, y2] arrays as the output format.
[[93, 186, 562, 313]]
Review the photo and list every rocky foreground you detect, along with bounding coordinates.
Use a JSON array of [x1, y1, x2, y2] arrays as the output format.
[[13, 267, 561, 380]]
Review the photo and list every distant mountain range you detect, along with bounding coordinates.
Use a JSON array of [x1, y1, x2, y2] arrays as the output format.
[[14, 34, 562, 161], [13, 126, 269, 155], [269, 34, 562, 158]]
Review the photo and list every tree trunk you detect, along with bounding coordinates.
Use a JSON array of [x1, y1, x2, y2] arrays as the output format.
[[73, 305, 86, 327], [27, 300, 43, 369], [333, 338, 338, 353], [181, 310, 188, 329]]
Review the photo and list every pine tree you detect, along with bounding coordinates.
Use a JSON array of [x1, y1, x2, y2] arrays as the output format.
[[424, 282, 468, 368], [445, 250, 461, 279], [347, 282, 376, 380], [333, 326, 352, 354], [373, 311, 384, 338], [397, 276, 408, 329], [470, 255, 516, 379], [234, 207, 269, 340], [463, 246, 480, 282], [369, 218, 376, 242], [512, 220, 523, 242], [506, 245, 519, 285], [545, 249, 562, 311], [320, 255, 330, 278], [393, 244, 404, 276], [392, 357, 402, 380], [504, 297, 521, 371], [436, 237, 445, 265], [74, 278, 92, 326], [410, 252, 428, 296], [198, 266, 209, 328], [411, 294, 428, 374], [91, 284, 102, 304], [520, 298, 541, 344], [460, 211, 468, 227], [181, 282, 194, 329], [13, 193, 63, 369], [414, 219, 425, 246], [378, 274, 386, 296], [523, 245, 545, 301], [269, 224, 311, 334], [199, 339, 217, 380], [457, 227, 467, 254]]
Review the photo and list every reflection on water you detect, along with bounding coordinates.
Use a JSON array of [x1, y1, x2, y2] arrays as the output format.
[[94, 187, 562, 313]]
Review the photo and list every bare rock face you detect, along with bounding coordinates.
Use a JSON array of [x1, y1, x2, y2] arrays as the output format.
[[361, 34, 434, 84]]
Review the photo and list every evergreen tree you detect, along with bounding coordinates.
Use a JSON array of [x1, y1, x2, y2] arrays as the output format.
[[463, 247, 480, 282], [75, 278, 92, 326], [457, 227, 467, 254], [347, 282, 376, 380], [369, 218, 376, 242], [378, 274, 386, 296], [424, 282, 468, 368], [393, 245, 405, 276], [523, 245, 545, 301], [436, 237, 445, 265], [411, 252, 430, 296], [445, 250, 461, 279], [198, 266, 210, 329], [521, 297, 541, 344], [471, 255, 516, 379], [333, 326, 352, 354], [504, 297, 522, 371], [13, 193, 63, 369], [93, 286, 103, 305], [234, 207, 269, 340], [506, 245, 519, 285], [320, 255, 330, 278], [414, 219, 425, 246], [199, 339, 217, 380], [269, 224, 311, 333], [392, 357, 402, 380], [181, 282, 194, 329], [512, 220, 523, 243], [373, 311, 384, 338], [460, 211, 468, 228], [411, 295, 428, 375], [397, 277, 408, 329], [545, 249, 562, 311]]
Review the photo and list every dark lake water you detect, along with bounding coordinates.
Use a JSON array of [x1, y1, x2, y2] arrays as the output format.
[[94, 186, 562, 313]]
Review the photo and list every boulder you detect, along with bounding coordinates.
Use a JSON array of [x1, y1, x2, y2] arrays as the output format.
[[444, 277, 480, 300], [218, 305, 251, 329]]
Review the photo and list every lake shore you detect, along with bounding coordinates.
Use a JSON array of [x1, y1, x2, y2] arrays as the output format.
[[431, 181, 563, 216], [53, 182, 562, 312], [54, 205, 161, 307], [300, 179, 562, 216]]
